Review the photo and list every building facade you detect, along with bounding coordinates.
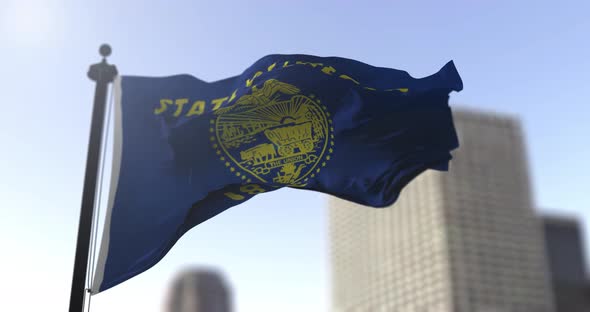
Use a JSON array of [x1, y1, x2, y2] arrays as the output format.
[[329, 109, 555, 311], [543, 216, 590, 312], [165, 268, 232, 312]]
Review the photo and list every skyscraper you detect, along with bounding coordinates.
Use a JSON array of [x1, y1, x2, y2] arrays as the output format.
[[329, 109, 555, 311], [165, 268, 232, 312], [543, 215, 590, 311]]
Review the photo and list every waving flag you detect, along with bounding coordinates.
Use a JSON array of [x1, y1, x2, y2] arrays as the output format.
[[92, 55, 463, 293]]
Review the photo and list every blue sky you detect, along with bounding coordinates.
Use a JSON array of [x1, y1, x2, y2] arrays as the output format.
[[1, 0, 589, 311]]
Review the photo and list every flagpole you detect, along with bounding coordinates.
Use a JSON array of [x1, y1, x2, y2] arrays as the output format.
[[69, 44, 118, 312]]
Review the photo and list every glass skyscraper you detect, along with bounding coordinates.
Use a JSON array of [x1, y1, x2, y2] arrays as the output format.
[[543, 215, 590, 311]]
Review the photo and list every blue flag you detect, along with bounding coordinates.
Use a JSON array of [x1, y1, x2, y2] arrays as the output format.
[[92, 55, 462, 293]]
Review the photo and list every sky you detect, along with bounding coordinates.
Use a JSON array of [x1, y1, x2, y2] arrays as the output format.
[[0, 0, 589, 311]]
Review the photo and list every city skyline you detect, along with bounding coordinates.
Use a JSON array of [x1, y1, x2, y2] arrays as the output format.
[[1, 1, 589, 311]]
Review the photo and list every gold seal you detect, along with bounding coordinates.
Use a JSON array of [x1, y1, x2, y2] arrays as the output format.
[[210, 79, 334, 187]]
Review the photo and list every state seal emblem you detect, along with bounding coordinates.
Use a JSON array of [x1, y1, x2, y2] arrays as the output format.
[[210, 79, 334, 187]]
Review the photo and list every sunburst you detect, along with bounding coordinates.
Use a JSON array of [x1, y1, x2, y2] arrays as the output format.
[[220, 95, 312, 127]]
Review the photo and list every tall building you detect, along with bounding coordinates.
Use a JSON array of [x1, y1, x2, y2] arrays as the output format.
[[165, 268, 232, 312], [329, 109, 555, 311], [542, 215, 590, 311]]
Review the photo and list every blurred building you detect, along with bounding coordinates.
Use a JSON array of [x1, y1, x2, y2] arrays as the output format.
[[165, 268, 232, 312], [329, 109, 555, 311], [542, 215, 590, 311]]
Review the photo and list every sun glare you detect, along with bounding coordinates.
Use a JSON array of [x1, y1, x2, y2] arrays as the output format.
[[0, 1, 63, 45]]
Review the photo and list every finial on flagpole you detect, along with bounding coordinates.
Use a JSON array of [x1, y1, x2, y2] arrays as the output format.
[[99, 44, 112, 58], [88, 43, 118, 83]]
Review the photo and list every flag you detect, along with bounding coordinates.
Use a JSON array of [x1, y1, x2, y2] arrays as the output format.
[[92, 54, 463, 293]]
